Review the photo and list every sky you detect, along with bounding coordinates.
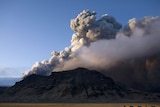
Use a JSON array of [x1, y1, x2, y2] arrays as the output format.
[[0, 0, 160, 78]]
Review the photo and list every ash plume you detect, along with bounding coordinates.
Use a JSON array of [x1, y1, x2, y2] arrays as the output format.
[[23, 10, 160, 92], [23, 10, 122, 76]]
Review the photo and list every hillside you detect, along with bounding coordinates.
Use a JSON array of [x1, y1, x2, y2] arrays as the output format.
[[0, 68, 159, 102]]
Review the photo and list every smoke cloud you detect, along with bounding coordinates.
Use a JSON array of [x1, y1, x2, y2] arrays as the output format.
[[23, 10, 160, 92], [23, 10, 122, 76]]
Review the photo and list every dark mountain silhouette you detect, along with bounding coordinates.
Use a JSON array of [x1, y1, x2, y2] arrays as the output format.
[[0, 87, 8, 94], [103, 54, 160, 93], [0, 68, 159, 102]]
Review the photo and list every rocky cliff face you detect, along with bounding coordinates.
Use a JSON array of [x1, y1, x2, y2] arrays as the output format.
[[0, 68, 159, 102]]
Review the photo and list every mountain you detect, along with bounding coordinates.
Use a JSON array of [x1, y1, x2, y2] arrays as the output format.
[[0, 68, 159, 102], [103, 54, 160, 93]]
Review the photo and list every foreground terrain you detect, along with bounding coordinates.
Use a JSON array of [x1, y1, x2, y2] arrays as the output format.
[[0, 103, 159, 107], [0, 68, 160, 102]]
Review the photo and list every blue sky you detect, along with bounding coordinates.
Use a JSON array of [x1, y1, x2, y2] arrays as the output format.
[[0, 0, 160, 77]]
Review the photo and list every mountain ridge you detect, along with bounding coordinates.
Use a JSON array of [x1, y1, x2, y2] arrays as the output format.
[[0, 67, 159, 102]]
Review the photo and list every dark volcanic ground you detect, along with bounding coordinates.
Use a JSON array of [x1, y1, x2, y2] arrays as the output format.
[[0, 68, 160, 102]]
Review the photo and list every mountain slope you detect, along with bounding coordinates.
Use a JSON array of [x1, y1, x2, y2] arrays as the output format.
[[0, 68, 159, 102]]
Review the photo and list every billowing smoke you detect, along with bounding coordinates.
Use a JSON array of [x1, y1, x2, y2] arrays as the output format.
[[23, 10, 122, 76], [23, 10, 160, 92]]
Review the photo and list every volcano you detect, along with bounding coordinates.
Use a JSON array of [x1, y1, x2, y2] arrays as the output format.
[[0, 68, 159, 102]]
